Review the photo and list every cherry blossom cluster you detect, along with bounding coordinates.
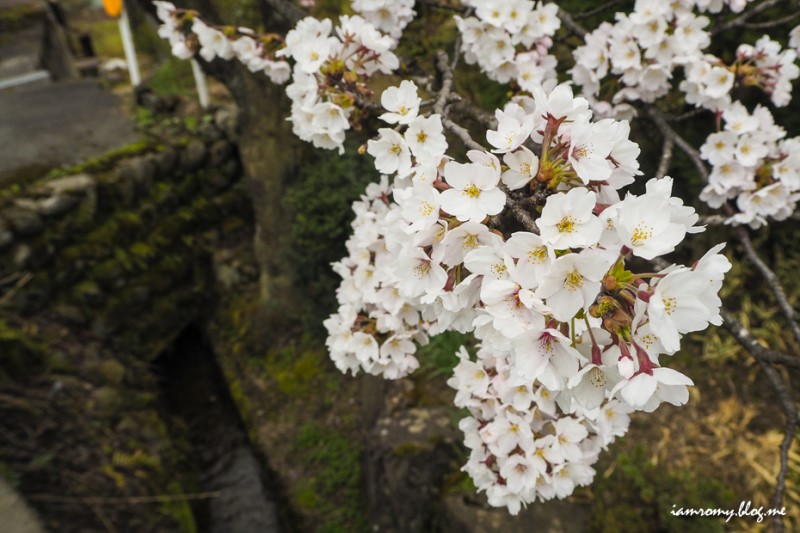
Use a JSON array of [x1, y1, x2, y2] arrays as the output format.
[[455, 1, 561, 90], [325, 81, 730, 511], [280, 15, 399, 152], [323, 175, 430, 379], [570, 0, 790, 117], [153, 1, 291, 83], [571, 1, 711, 116], [155, 4, 401, 153], [682, 36, 798, 110], [450, 343, 633, 513], [351, 0, 416, 40], [791, 25, 800, 53], [699, 102, 800, 227]]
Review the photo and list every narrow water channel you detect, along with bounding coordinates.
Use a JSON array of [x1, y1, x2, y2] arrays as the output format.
[[156, 325, 286, 533]]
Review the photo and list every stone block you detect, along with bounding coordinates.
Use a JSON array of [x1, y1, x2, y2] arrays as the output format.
[[44, 173, 94, 195], [37, 195, 79, 217], [180, 140, 207, 172], [4, 207, 43, 237]]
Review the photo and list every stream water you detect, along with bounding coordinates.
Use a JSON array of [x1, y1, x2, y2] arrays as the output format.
[[157, 325, 285, 533]]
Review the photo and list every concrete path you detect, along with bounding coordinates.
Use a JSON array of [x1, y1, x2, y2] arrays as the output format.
[[0, 78, 140, 184], [0, 0, 140, 184], [0, 479, 45, 533]]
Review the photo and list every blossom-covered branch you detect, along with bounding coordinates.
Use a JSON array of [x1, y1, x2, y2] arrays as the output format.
[[147, 0, 800, 524]]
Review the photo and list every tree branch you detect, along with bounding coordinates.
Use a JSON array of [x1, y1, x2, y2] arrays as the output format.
[[736, 227, 800, 342], [574, 0, 624, 19], [654, 136, 674, 180], [717, 311, 796, 533], [434, 50, 455, 117], [645, 105, 709, 182], [720, 309, 800, 368], [650, 255, 797, 531], [743, 10, 800, 29], [506, 196, 540, 234], [712, 0, 789, 35], [557, 7, 588, 39]]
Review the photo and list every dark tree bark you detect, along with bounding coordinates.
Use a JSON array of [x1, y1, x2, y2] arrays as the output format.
[[138, 0, 312, 337]]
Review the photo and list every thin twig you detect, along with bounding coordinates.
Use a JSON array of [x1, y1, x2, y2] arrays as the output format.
[[736, 226, 800, 341], [433, 50, 487, 153], [655, 136, 674, 180], [0, 272, 33, 306], [754, 355, 796, 533], [712, 0, 788, 35], [645, 105, 709, 182], [91, 504, 118, 533], [720, 310, 800, 368], [574, 0, 624, 19], [699, 214, 728, 226], [665, 108, 708, 122], [743, 10, 800, 29], [442, 117, 485, 152], [718, 308, 796, 532], [558, 7, 588, 38], [28, 492, 221, 505], [652, 253, 797, 532]]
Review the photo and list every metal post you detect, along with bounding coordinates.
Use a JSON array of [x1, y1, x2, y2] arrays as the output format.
[[191, 59, 210, 108], [118, 5, 141, 86]]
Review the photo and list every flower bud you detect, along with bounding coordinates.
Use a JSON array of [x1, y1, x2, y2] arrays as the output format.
[[617, 357, 635, 379]]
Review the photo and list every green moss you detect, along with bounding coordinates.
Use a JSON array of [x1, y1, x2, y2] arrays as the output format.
[[0, 319, 46, 383], [45, 140, 154, 182], [72, 280, 103, 302], [224, 374, 262, 446], [83, 19, 126, 58], [271, 346, 325, 396], [291, 423, 368, 533], [159, 480, 199, 533], [283, 138, 377, 334], [392, 442, 428, 457], [130, 242, 156, 261], [99, 360, 126, 385], [148, 58, 196, 98]]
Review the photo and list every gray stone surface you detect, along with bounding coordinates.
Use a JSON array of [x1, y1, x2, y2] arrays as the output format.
[[0, 478, 45, 533], [365, 407, 461, 532], [0, 80, 139, 184], [440, 495, 591, 533], [41, 174, 94, 195], [4, 206, 42, 236], [0, 25, 44, 81]]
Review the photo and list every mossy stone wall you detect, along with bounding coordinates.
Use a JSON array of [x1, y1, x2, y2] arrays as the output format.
[[0, 107, 250, 532]]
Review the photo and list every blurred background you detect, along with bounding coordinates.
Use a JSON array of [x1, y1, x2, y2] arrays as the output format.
[[0, 0, 798, 531]]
